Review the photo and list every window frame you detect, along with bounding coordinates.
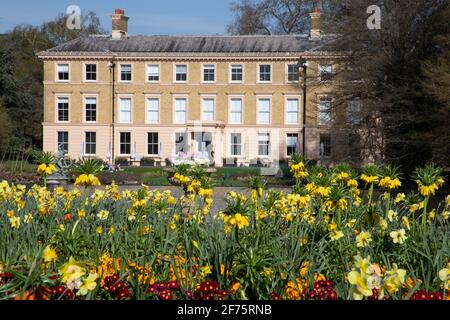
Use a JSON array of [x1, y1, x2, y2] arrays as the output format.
[[229, 64, 244, 83], [228, 96, 244, 124], [118, 96, 133, 124], [57, 131, 69, 154], [83, 62, 98, 82], [286, 133, 299, 157], [174, 132, 188, 155], [173, 96, 188, 124], [147, 132, 159, 156], [146, 63, 160, 83], [56, 63, 70, 82], [202, 64, 216, 83], [319, 133, 332, 158], [230, 133, 242, 157], [119, 132, 131, 156], [119, 63, 133, 83], [286, 63, 299, 83], [174, 64, 188, 83], [347, 99, 362, 125], [256, 97, 272, 124], [55, 95, 70, 123], [257, 63, 272, 83], [318, 97, 332, 125], [83, 95, 98, 123], [201, 96, 216, 122], [146, 95, 160, 124], [319, 64, 333, 82], [258, 133, 271, 157], [285, 96, 301, 125], [84, 131, 97, 156]]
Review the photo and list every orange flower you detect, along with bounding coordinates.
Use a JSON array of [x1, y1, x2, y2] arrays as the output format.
[[64, 213, 72, 221]]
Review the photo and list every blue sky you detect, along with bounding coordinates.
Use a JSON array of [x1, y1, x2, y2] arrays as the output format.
[[0, 0, 235, 35]]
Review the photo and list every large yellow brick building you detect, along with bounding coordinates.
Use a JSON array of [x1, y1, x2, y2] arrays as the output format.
[[38, 8, 359, 167]]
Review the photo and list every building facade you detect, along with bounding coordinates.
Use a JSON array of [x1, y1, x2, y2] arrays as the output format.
[[38, 8, 361, 167]]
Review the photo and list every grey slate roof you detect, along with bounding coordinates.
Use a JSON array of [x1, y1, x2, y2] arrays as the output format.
[[43, 34, 338, 54]]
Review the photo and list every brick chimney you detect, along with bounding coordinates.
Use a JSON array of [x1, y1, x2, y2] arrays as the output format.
[[112, 9, 129, 39], [309, 5, 323, 39]]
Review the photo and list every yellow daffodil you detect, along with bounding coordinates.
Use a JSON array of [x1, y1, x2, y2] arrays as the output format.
[[394, 193, 406, 204], [59, 257, 86, 287], [96, 210, 109, 220], [330, 230, 344, 241], [390, 229, 407, 244], [24, 214, 33, 224], [387, 210, 398, 222], [356, 231, 372, 248], [438, 263, 450, 289], [43, 246, 58, 263], [77, 273, 98, 296], [9, 216, 20, 229], [96, 226, 103, 234]]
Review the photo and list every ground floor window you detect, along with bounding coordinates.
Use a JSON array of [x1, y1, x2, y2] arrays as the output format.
[[230, 133, 242, 156], [320, 133, 331, 158], [148, 132, 159, 155], [258, 133, 270, 156], [175, 133, 188, 154], [120, 132, 131, 155], [85, 132, 96, 155], [57, 131, 68, 154], [286, 133, 298, 156]]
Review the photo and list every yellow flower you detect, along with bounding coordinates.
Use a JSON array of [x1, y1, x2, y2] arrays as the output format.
[[37, 164, 57, 176], [387, 210, 398, 222], [168, 222, 177, 231], [379, 177, 401, 190], [327, 221, 337, 232], [347, 179, 358, 188], [192, 240, 199, 249], [43, 246, 58, 263], [6, 210, 15, 218], [261, 267, 273, 278], [356, 231, 372, 248], [77, 273, 98, 296], [24, 214, 33, 224], [390, 229, 407, 244], [9, 216, 21, 229], [256, 210, 268, 220], [77, 209, 86, 219], [59, 257, 86, 287], [97, 210, 109, 220], [361, 174, 379, 184], [74, 174, 101, 187], [330, 230, 344, 241], [394, 193, 406, 204], [96, 226, 103, 234], [200, 265, 212, 277], [378, 218, 388, 231], [441, 211, 450, 220], [347, 271, 373, 300], [438, 263, 450, 289], [230, 281, 241, 294], [383, 264, 406, 295], [108, 226, 115, 235], [418, 183, 439, 197], [401, 216, 410, 230], [345, 219, 357, 229]]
